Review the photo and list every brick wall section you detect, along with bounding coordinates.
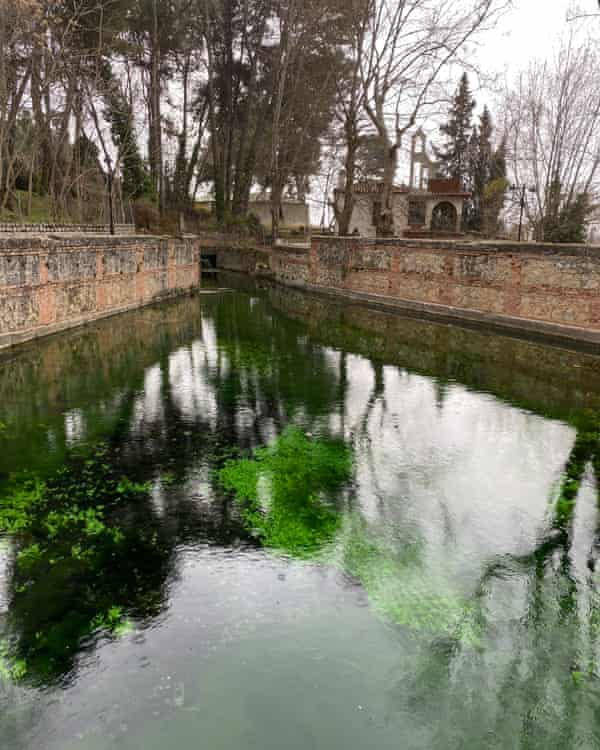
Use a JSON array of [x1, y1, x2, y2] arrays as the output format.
[[0, 234, 201, 349], [262, 237, 600, 342]]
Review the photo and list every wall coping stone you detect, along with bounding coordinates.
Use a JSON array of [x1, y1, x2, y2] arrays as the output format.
[[0, 234, 171, 253], [0, 223, 135, 235], [312, 235, 600, 260]]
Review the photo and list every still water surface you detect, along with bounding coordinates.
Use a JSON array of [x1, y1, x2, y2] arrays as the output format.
[[1, 275, 600, 749]]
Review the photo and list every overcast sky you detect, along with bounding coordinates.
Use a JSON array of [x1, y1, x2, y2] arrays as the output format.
[[485, 0, 574, 74], [314, 0, 598, 223]]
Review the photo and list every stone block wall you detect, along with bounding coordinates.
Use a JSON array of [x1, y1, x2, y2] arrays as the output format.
[[0, 235, 201, 349], [267, 237, 600, 344], [0, 223, 135, 235]]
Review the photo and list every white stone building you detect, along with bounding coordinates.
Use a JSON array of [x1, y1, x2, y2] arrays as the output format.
[[588, 209, 600, 244], [333, 130, 469, 238], [195, 194, 310, 233]]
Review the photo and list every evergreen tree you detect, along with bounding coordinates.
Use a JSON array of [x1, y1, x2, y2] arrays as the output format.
[[106, 89, 152, 201], [435, 73, 476, 185], [466, 106, 507, 234], [543, 180, 591, 243]]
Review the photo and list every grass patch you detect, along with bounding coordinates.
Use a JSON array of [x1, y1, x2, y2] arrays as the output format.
[[0, 190, 55, 223]]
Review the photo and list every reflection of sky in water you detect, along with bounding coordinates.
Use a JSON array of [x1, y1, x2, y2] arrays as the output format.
[[330, 351, 574, 545], [123, 321, 578, 586], [1, 290, 599, 750], [117, 316, 581, 581], [169, 347, 217, 430], [64, 409, 86, 447]]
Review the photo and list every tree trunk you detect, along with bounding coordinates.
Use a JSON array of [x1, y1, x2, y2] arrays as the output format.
[[378, 141, 398, 236], [223, 0, 234, 212], [150, 0, 163, 213], [335, 116, 360, 236], [271, 180, 283, 241], [232, 27, 264, 216], [269, 1, 296, 241]]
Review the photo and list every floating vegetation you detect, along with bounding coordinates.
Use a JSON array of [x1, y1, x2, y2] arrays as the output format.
[[161, 471, 179, 487], [554, 416, 600, 526], [0, 443, 171, 685], [220, 429, 479, 644], [330, 518, 482, 646], [219, 427, 352, 557]]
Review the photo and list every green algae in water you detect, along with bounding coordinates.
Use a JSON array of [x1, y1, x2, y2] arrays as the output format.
[[0, 444, 169, 685], [219, 430, 481, 644], [328, 516, 483, 646], [553, 417, 600, 526], [219, 427, 351, 557]]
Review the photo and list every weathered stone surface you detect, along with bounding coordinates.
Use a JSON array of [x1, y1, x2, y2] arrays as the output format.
[[353, 245, 393, 271], [397, 250, 446, 276], [0, 235, 201, 350], [143, 243, 169, 270], [0, 223, 135, 235], [47, 250, 97, 282], [0, 254, 41, 287], [103, 247, 137, 276], [347, 270, 390, 295], [270, 250, 310, 285], [262, 236, 600, 340], [316, 239, 354, 270], [0, 290, 39, 332]]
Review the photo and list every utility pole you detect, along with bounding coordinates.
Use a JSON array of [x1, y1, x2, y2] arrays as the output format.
[[510, 184, 535, 242], [105, 154, 115, 236]]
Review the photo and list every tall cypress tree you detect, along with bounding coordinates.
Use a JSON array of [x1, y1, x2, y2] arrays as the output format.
[[107, 90, 152, 201], [467, 106, 507, 233], [435, 73, 476, 186], [543, 179, 591, 243]]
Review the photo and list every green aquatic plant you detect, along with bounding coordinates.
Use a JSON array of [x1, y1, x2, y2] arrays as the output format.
[[161, 471, 179, 487], [554, 417, 600, 526], [0, 443, 172, 685], [0, 640, 28, 683], [90, 606, 134, 636], [330, 517, 482, 646], [219, 427, 352, 557], [220, 430, 479, 643]]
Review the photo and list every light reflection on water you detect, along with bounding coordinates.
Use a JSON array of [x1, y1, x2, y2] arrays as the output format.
[[0, 277, 599, 749]]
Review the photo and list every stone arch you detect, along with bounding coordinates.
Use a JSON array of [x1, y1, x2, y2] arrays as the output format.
[[431, 201, 458, 233]]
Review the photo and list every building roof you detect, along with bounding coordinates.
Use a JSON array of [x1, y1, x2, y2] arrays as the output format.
[[335, 178, 470, 199], [335, 180, 409, 196]]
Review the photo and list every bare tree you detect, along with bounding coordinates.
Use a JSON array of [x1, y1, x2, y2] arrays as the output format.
[[268, 0, 302, 241], [567, 0, 600, 21], [360, 0, 510, 235], [331, 2, 370, 236], [504, 31, 600, 240], [0, 0, 41, 213]]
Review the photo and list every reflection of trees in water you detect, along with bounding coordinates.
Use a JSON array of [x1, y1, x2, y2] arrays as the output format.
[[389, 419, 600, 748], [0, 294, 345, 687], [206, 295, 341, 444], [2, 279, 600, 745], [261, 281, 600, 425], [331, 343, 600, 745], [0, 300, 208, 478]]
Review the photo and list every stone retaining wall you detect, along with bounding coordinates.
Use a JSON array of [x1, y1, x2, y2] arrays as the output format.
[[0, 234, 201, 349], [264, 237, 600, 346], [0, 223, 135, 235]]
